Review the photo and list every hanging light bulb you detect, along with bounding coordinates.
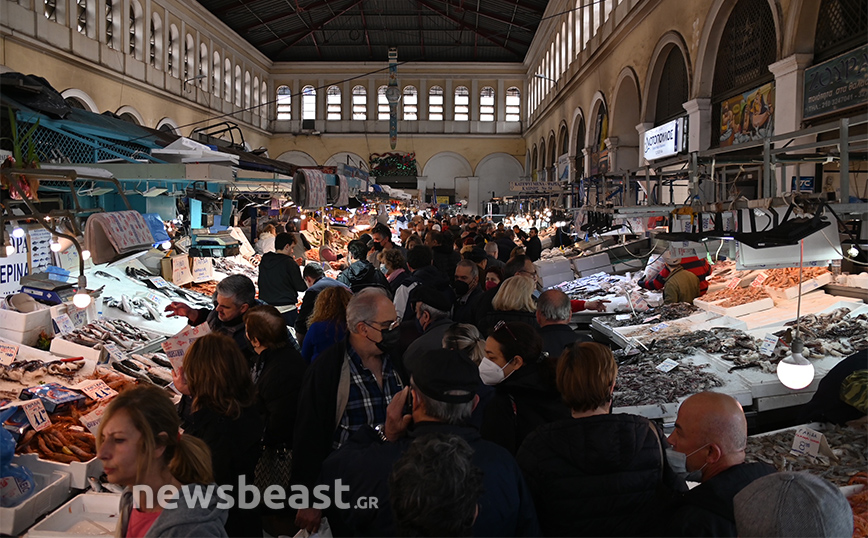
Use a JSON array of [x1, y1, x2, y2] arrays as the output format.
[[50, 240, 63, 252], [81, 249, 91, 261], [161, 240, 172, 250], [5, 245, 14, 256], [72, 275, 92, 309], [12, 227, 25, 238], [776, 337, 814, 390], [847, 245, 859, 257], [300, 214, 306, 220]]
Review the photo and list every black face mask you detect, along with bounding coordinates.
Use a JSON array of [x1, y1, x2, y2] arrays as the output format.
[[373, 242, 385, 251], [368, 325, 401, 353], [452, 280, 470, 297]]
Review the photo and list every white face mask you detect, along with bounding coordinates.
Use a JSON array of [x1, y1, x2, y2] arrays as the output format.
[[479, 357, 512, 385]]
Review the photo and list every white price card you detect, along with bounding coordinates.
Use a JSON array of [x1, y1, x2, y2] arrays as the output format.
[[191, 257, 213, 283], [760, 334, 779, 356], [161, 323, 212, 370], [171, 256, 193, 285], [726, 277, 741, 289], [0, 343, 19, 365], [644, 314, 662, 323], [52, 313, 76, 335], [615, 314, 632, 321], [750, 272, 768, 288], [22, 399, 51, 431], [77, 379, 118, 401], [149, 276, 169, 288], [79, 404, 106, 434], [103, 342, 126, 363], [790, 426, 838, 461], [650, 322, 669, 333], [655, 358, 679, 372]]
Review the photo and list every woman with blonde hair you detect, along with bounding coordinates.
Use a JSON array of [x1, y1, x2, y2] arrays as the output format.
[[174, 333, 263, 537], [301, 285, 354, 363], [96, 384, 227, 537], [319, 228, 339, 262], [516, 342, 686, 536], [477, 275, 538, 335]]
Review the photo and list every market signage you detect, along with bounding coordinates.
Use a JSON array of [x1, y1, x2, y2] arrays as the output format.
[[643, 118, 686, 160], [0, 227, 29, 297], [803, 44, 868, 120], [509, 182, 565, 193]]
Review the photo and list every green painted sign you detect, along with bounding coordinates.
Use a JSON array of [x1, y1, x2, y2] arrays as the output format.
[[803, 44, 868, 120]]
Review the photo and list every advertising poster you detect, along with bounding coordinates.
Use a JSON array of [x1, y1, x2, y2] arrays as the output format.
[[719, 82, 775, 147]]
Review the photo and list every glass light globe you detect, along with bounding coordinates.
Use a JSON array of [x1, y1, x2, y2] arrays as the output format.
[[5, 245, 15, 256], [72, 292, 92, 309], [50, 241, 62, 252], [300, 214, 306, 220], [81, 249, 91, 261], [12, 227, 25, 238], [776, 339, 814, 390], [161, 241, 172, 250], [848, 246, 859, 257]]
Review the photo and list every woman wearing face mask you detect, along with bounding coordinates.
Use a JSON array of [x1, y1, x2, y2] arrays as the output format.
[[96, 384, 227, 537], [479, 321, 569, 455], [516, 343, 687, 537], [379, 248, 409, 295], [476, 275, 540, 336], [483, 266, 503, 291]]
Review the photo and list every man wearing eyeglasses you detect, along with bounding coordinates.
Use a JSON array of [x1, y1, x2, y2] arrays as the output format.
[[292, 288, 405, 534]]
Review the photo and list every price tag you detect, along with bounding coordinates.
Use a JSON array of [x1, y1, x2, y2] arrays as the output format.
[[760, 334, 779, 356], [66, 304, 89, 328], [52, 313, 76, 335], [161, 323, 212, 371], [104, 343, 126, 363], [656, 358, 679, 372], [650, 322, 669, 333], [726, 277, 741, 289], [0, 343, 19, 365], [643, 314, 662, 323], [22, 399, 51, 431], [79, 405, 106, 434], [191, 257, 213, 283], [750, 272, 768, 288], [615, 314, 632, 321], [149, 276, 169, 288], [145, 292, 162, 305], [171, 256, 193, 285], [789, 426, 837, 461], [77, 379, 118, 401]]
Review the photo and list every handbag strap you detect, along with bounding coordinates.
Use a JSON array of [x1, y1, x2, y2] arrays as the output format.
[[648, 421, 664, 482], [334, 352, 351, 429]]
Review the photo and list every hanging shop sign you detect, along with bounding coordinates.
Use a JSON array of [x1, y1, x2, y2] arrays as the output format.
[[719, 82, 775, 147], [644, 118, 687, 161], [803, 44, 868, 120], [0, 227, 29, 297], [509, 182, 565, 193], [791, 176, 815, 193], [557, 153, 570, 181]]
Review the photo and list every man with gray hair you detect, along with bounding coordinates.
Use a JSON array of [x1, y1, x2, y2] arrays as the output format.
[[319, 349, 539, 536], [484, 241, 505, 271], [535, 289, 593, 359], [403, 285, 454, 370], [292, 287, 405, 534], [164, 273, 257, 359]]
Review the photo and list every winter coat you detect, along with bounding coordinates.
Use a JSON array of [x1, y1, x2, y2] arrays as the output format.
[[337, 260, 391, 295], [252, 344, 307, 448], [295, 277, 348, 340], [117, 484, 228, 537], [258, 252, 307, 307], [517, 414, 688, 537], [663, 266, 701, 304], [431, 243, 461, 280], [539, 323, 591, 360]]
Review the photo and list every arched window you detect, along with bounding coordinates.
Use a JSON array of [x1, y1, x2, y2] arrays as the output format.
[[326, 86, 341, 120], [261, 81, 268, 115], [532, 146, 538, 172], [582, 1, 592, 48], [814, 0, 867, 62], [555, 33, 561, 77], [377, 86, 390, 120], [129, 0, 143, 60], [567, 13, 573, 63], [454, 86, 469, 121], [479, 87, 495, 122], [506, 87, 520, 122], [105, 0, 116, 48], [403, 86, 417, 120], [184, 34, 194, 81], [167, 24, 178, 77], [712, 0, 776, 100], [276, 85, 292, 120], [655, 47, 688, 124], [212, 51, 221, 96], [428, 86, 444, 120], [149, 13, 162, 69], [234, 65, 242, 106], [224, 59, 231, 100], [574, 116, 586, 178], [352, 85, 367, 120], [301, 85, 316, 120], [604, 0, 613, 20], [575, 0, 582, 54], [199, 44, 209, 89], [244, 71, 251, 108], [560, 125, 569, 155], [253, 76, 260, 112]]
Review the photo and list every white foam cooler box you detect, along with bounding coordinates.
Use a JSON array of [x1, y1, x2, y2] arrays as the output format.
[[26, 492, 121, 538], [0, 457, 72, 536], [15, 451, 104, 490], [570, 253, 612, 277], [0, 308, 53, 346], [535, 258, 575, 288], [765, 272, 833, 302]]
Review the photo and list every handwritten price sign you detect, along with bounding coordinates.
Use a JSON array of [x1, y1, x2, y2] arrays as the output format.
[[22, 399, 51, 431], [0, 343, 19, 366], [750, 272, 768, 288], [78, 379, 118, 401]]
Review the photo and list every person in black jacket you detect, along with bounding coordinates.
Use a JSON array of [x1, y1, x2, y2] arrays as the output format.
[[666, 392, 776, 537], [522, 227, 543, 262], [477, 275, 540, 336], [426, 231, 460, 282], [258, 232, 308, 326], [392, 245, 455, 321], [535, 289, 594, 359], [337, 239, 391, 295], [517, 342, 688, 537], [174, 332, 263, 538], [479, 322, 569, 455]]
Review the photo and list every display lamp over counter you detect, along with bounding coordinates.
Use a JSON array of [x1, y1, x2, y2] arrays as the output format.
[[776, 239, 815, 390]]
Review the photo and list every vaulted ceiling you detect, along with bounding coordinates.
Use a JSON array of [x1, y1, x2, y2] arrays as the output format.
[[197, 0, 550, 63]]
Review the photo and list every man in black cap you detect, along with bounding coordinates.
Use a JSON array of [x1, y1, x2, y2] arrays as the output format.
[[319, 349, 539, 537], [463, 246, 488, 275], [403, 285, 454, 364]]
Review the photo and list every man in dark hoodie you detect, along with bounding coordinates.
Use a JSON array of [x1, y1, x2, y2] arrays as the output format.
[[258, 232, 308, 326], [337, 239, 391, 295], [392, 245, 454, 321], [426, 230, 460, 281]]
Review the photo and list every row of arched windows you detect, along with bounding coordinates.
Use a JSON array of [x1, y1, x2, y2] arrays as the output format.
[[276, 84, 521, 122], [44, 0, 268, 116]]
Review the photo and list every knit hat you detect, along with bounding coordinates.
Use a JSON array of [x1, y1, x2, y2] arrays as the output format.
[[733, 472, 853, 537], [409, 349, 480, 403]]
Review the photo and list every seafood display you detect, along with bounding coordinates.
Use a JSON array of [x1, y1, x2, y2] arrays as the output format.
[[188, 281, 218, 296], [622, 326, 771, 372], [212, 257, 259, 283], [745, 424, 867, 487], [602, 303, 699, 328], [701, 286, 771, 307], [775, 308, 868, 358], [849, 472, 868, 538], [0, 357, 85, 383], [16, 417, 97, 463], [104, 294, 163, 320], [763, 266, 830, 288], [111, 352, 174, 387], [58, 319, 161, 350], [123, 266, 212, 306], [613, 350, 724, 407]]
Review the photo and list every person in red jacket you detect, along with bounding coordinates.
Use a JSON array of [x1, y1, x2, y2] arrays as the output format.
[[639, 254, 712, 296]]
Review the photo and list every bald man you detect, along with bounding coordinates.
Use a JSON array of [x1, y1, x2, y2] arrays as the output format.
[[666, 392, 775, 537]]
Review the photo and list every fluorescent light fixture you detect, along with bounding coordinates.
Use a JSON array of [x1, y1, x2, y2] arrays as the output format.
[[143, 186, 168, 197]]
